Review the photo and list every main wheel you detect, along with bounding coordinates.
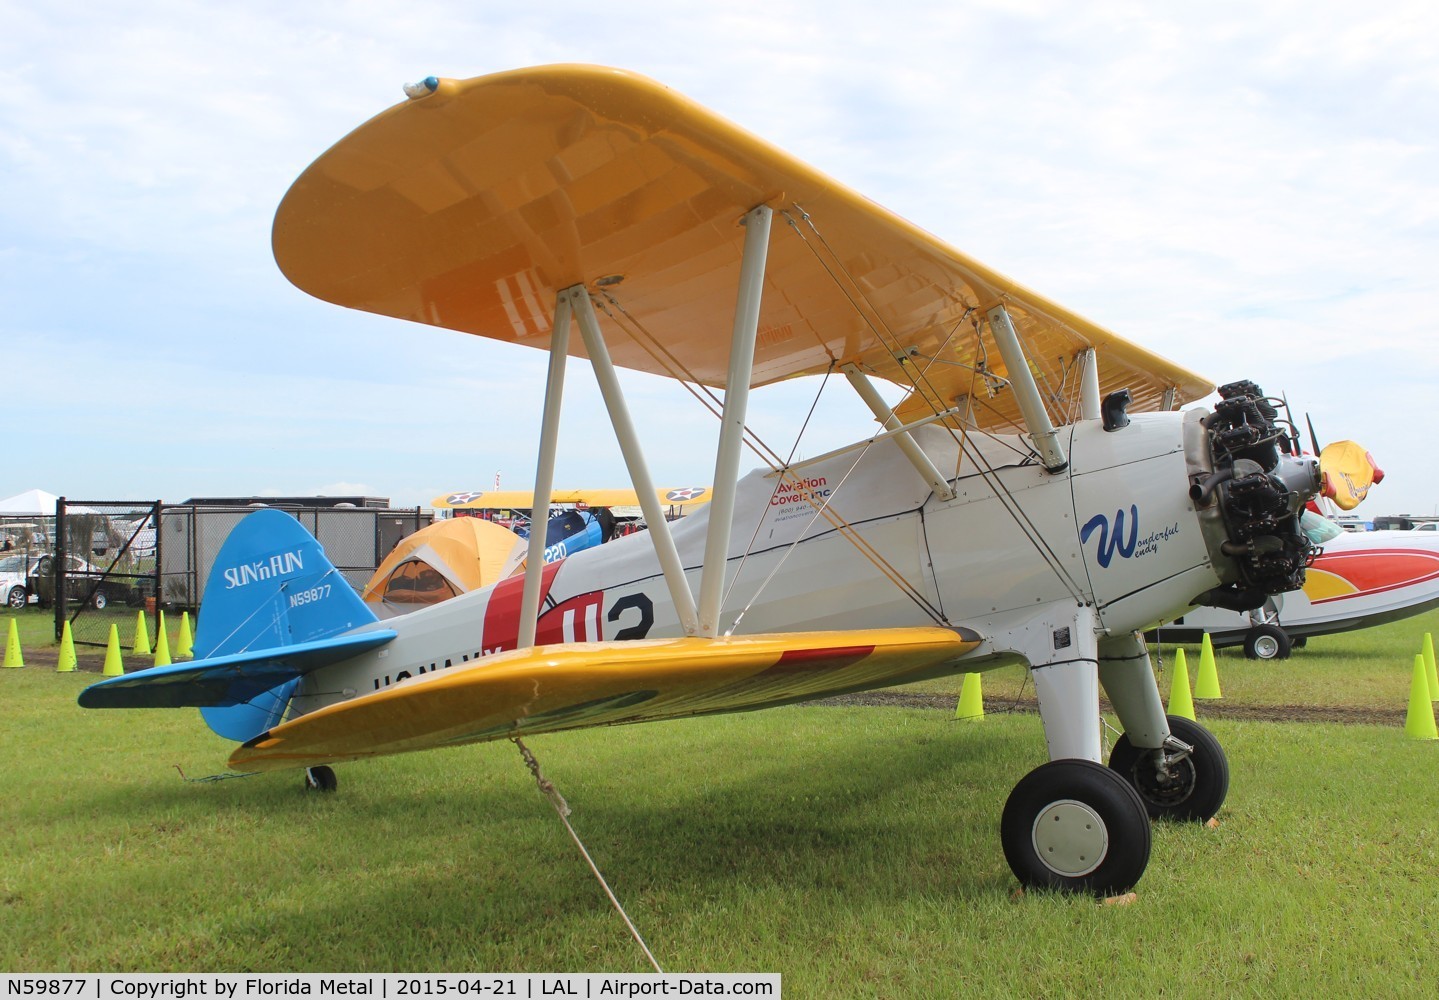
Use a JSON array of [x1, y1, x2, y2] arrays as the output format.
[[91, 590, 108, 610], [1001, 759, 1151, 895], [303, 765, 338, 792], [1243, 623, 1291, 660], [1109, 715, 1229, 822], [6, 586, 25, 609]]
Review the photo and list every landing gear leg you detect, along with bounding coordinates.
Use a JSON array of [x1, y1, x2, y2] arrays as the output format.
[[1109, 716, 1229, 821], [1003, 607, 1153, 894], [303, 765, 337, 792], [1099, 632, 1229, 821]]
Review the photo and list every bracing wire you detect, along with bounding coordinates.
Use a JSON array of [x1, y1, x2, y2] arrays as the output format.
[[727, 432, 949, 634], [599, 197, 1095, 612], [784, 208, 1090, 603], [720, 362, 836, 611], [593, 291, 953, 624]]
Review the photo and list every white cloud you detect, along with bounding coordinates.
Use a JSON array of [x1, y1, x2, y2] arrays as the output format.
[[0, 1, 1435, 516]]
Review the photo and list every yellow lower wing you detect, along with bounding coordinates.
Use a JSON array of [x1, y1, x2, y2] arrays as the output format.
[[230, 627, 980, 771]]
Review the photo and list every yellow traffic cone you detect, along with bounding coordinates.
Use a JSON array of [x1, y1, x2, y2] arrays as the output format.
[[132, 610, 151, 656], [1404, 653, 1438, 740], [56, 621, 77, 673], [955, 672, 984, 720], [153, 611, 171, 667], [1423, 633, 1437, 702], [4, 618, 23, 668], [1167, 648, 1196, 721], [176, 611, 194, 659], [102, 624, 125, 676], [1195, 633, 1222, 699]]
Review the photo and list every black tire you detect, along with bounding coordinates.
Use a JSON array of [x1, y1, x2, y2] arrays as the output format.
[[303, 765, 338, 792], [1291, 636, 1307, 649], [91, 590, 108, 610], [1001, 758, 1151, 895], [1243, 624, 1291, 660], [1109, 715, 1230, 822], [6, 586, 25, 609]]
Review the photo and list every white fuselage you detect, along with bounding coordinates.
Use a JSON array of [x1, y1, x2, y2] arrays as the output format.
[[293, 411, 1227, 718]]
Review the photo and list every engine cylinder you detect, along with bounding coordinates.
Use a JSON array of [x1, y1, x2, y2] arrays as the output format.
[[1191, 381, 1320, 611]]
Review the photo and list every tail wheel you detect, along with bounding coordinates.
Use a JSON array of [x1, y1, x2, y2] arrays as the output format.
[[1109, 715, 1230, 822], [1001, 758, 1151, 895], [1244, 624, 1291, 660], [303, 765, 338, 792]]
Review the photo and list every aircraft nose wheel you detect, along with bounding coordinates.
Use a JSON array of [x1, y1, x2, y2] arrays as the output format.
[[1000, 759, 1151, 895], [303, 765, 338, 792], [1108, 715, 1229, 822]]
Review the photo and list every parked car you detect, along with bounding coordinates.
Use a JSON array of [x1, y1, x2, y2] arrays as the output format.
[[1, 554, 38, 608], [26, 554, 131, 610]]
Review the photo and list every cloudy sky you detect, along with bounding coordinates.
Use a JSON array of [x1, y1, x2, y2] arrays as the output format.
[[2, 1, 1435, 517]]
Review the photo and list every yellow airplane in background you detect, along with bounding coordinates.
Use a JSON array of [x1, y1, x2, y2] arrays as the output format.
[[433, 487, 711, 513]]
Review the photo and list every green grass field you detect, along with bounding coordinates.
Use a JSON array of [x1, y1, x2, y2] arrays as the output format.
[[4, 610, 1439, 994], [900, 609, 1437, 713]]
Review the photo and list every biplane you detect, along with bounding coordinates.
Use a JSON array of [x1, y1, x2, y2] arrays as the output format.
[[80, 65, 1322, 895]]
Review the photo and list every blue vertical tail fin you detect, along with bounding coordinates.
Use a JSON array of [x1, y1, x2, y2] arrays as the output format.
[[195, 508, 378, 657], [79, 510, 393, 742], [194, 509, 378, 740]]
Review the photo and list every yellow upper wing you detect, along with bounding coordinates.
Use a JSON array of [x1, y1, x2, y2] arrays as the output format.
[[230, 626, 979, 771], [273, 65, 1212, 431]]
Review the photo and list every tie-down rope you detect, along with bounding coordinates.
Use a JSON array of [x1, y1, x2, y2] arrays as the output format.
[[512, 737, 663, 973]]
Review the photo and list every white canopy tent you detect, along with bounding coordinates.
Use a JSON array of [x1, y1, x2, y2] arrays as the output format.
[[0, 489, 59, 515]]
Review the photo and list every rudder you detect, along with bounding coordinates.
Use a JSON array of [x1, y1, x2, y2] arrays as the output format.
[[195, 509, 378, 657], [196, 509, 378, 740]]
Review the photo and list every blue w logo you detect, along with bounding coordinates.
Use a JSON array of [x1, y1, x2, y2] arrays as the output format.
[[1081, 506, 1139, 568]]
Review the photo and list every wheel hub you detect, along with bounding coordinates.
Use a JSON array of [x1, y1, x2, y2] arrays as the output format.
[[1133, 754, 1197, 809], [1031, 799, 1109, 877]]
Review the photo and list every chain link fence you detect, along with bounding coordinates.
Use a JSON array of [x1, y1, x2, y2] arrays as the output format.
[[48, 500, 162, 647], [54, 501, 429, 647]]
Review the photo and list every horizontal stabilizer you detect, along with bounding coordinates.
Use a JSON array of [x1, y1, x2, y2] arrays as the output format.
[[231, 625, 982, 771], [78, 630, 396, 710]]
